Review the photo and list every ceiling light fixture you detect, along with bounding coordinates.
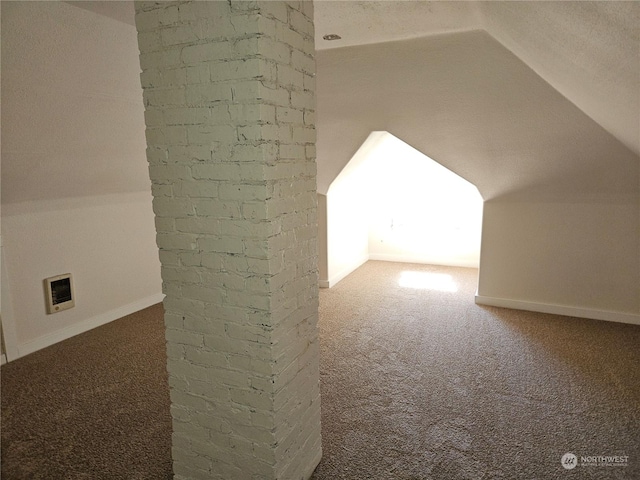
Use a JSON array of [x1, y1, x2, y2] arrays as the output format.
[[323, 34, 342, 41]]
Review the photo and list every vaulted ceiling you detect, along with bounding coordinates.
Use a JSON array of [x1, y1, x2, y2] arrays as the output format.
[[313, 1, 639, 198], [316, 30, 638, 201], [2, 1, 638, 205]]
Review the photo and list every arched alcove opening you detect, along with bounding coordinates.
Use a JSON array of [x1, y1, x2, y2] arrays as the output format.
[[321, 131, 483, 288]]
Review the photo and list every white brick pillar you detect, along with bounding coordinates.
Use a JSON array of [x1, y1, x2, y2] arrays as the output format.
[[134, 1, 321, 478]]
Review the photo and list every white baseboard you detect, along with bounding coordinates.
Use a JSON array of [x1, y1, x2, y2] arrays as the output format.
[[475, 294, 640, 326], [368, 253, 479, 269], [16, 293, 165, 359], [320, 255, 369, 288]]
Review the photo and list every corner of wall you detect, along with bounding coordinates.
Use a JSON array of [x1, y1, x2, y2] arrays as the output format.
[[0, 240, 19, 361], [16, 293, 165, 359], [324, 254, 369, 288], [317, 193, 329, 287], [475, 293, 640, 326]]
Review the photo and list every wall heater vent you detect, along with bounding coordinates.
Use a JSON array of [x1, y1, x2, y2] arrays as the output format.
[[44, 273, 75, 314]]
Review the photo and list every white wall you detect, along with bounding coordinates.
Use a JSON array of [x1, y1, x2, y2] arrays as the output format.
[[320, 132, 483, 287], [322, 134, 379, 287], [367, 134, 483, 268], [2, 195, 162, 356], [316, 31, 639, 324], [1, 2, 162, 358], [1, 2, 149, 205], [317, 194, 329, 286], [325, 183, 370, 288], [477, 199, 640, 323]]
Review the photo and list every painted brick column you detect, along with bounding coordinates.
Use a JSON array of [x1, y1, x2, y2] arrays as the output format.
[[134, 1, 320, 478]]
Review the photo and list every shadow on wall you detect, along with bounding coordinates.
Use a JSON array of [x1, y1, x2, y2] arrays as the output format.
[[321, 131, 483, 288]]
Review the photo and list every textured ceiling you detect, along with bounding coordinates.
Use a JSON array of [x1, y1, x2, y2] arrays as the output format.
[[314, 1, 639, 197], [2, 1, 638, 205], [314, 0, 481, 49], [63, 0, 640, 157], [1, 1, 149, 205], [316, 30, 638, 200], [317, 1, 639, 157], [68, 1, 135, 26], [478, 1, 640, 157]]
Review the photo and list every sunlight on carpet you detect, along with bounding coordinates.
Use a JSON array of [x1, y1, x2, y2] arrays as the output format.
[[398, 270, 458, 292]]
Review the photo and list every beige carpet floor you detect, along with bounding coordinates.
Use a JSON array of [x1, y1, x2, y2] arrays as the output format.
[[311, 261, 640, 479], [2, 261, 639, 479], [1, 303, 173, 479]]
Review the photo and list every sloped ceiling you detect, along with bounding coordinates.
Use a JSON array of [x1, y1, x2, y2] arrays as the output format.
[[1, 1, 638, 205], [315, 1, 639, 197], [314, 0, 482, 48], [314, 1, 639, 156], [1, 1, 148, 206], [478, 1, 640, 158], [315, 30, 638, 200]]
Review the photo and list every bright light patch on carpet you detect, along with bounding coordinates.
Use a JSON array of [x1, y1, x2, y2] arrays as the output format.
[[398, 271, 458, 292]]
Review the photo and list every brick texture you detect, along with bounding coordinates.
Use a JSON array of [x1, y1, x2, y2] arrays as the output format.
[[135, 1, 320, 478]]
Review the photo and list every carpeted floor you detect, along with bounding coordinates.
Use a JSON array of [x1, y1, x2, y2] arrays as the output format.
[[311, 262, 640, 479], [2, 261, 639, 479], [1, 303, 172, 480]]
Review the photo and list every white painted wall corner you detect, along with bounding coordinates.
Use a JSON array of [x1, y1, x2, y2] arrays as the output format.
[[320, 254, 369, 288], [15, 293, 165, 360]]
